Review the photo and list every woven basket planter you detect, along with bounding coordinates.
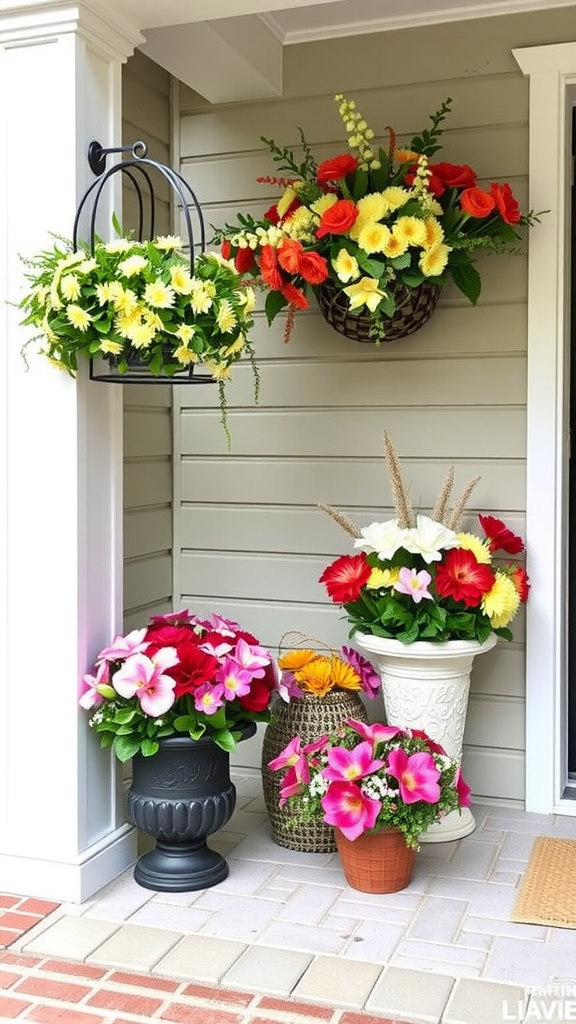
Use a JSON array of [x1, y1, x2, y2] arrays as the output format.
[[335, 827, 416, 893], [315, 277, 440, 343], [261, 691, 368, 853]]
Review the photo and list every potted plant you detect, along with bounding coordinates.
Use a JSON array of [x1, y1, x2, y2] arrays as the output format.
[[18, 234, 257, 445], [79, 609, 278, 891], [268, 717, 469, 892], [317, 432, 529, 841], [214, 93, 541, 344], [260, 634, 380, 852]]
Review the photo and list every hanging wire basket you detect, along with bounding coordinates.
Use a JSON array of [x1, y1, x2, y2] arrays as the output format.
[[75, 139, 215, 385]]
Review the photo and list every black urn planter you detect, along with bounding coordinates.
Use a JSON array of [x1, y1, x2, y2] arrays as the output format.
[[127, 728, 254, 892]]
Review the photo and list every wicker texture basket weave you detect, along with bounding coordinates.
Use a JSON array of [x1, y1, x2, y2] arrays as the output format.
[[335, 826, 416, 893], [261, 691, 368, 853], [315, 277, 440, 343]]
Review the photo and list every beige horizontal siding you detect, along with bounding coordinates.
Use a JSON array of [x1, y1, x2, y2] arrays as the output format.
[[175, 18, 543, 800]]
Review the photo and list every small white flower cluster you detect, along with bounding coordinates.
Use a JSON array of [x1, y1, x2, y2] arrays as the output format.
[[361, 774, 399, 801]]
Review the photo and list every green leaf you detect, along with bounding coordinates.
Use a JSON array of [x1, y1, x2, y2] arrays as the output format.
[[264, 289, 288, 325], [449, 262, 481, 305], [113, 735, 141, 762], [141, 739, 159, 757]]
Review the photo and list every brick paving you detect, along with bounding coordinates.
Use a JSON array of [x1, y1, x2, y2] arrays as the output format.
[[0, 924, 414, 1024]]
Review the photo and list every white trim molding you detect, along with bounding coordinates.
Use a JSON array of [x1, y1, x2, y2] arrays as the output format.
[[513, 42, 576, 815]]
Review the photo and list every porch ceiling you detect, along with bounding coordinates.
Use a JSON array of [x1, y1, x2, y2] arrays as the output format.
[[111, 0, 574, 101]]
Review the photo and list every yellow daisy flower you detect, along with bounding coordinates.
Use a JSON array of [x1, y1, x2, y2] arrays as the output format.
[[66, 304, 92, 331], [170, 266, 194, 294], [332, 248, 360, 284], [60, 275, 81, 301], [367, 566, 400, 589], [144, 281, 175, 309], [394, 216, 428, 248], [419, 242, 451, 277], [482, 574, 520, 628], [357, 221, 391, 255], [117, 254, 148, 277], [457, 533, 491, 564], [216, 299, 238, 333], [278, 649, 319, 671], [154, 235, 182, 250]]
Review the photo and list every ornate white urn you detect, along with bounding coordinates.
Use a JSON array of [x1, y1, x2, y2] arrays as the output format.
[[354, 632, 498, 842]]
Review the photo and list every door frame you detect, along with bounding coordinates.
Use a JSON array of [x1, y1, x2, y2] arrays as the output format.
[[514, 42, 576, 815]]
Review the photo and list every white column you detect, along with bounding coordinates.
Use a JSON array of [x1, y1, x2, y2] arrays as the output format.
[[512, 43, 576, 815], [0, 2, 144, 900]]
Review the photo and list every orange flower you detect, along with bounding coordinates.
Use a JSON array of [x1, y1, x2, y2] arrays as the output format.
[[460, 187, 496, 219]]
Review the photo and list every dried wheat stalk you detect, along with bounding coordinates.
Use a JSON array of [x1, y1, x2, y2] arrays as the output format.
[[432, 465, 455, 525], [446, 476, 481, 530], [316, 502, 361, 539], [382, 432, 415, 528]]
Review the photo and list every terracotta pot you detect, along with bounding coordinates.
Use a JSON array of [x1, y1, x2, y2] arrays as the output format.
[[335, 827, 416, 893]]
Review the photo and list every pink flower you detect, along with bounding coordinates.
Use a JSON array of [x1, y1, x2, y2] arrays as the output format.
[[455, 767, 472, 808], [194, 682, 225, 715], [386, 749, 441, 804], [112, 649, 178, 717], [230, 637, 271, 678], [279, 765, 308, 805], [321, 780, 381, 840], [341, 647, 380, 698], [393, 567, 433, 603], [267, 735, 304, 772], [216, 658, 253, 700], [323, 742, 385, 782], [347, 719, 404, 745], [96, 627, 149, 663]]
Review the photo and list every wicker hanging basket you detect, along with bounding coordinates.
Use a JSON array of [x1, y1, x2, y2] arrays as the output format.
[[261, 690, 369, 853], [314, 277, 440, 344]]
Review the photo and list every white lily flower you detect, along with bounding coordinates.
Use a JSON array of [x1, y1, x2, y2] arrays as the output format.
[[354, 519, 412, 560], [403, 514, 460, 563]]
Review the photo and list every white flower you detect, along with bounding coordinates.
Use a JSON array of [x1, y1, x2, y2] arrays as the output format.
[[403, 514, 460, 564], [354, 519, 412, 560]]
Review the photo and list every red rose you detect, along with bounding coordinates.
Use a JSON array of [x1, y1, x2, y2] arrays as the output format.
[[316, 199, 359, 239], [430, 162, 477, 192], [319, 553, 372, 604], [460, 187, 496, 219], [490, 182, 521, 225], [316, 153, 358, 184]]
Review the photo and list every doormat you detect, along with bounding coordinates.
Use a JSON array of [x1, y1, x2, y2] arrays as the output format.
[[511, 836, 576, 929]]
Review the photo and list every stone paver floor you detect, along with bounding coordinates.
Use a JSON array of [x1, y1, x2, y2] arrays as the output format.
[[2, 772, 575, 1024]]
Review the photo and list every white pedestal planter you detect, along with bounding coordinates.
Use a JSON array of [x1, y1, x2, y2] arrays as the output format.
[[354, 632, 498, 843]]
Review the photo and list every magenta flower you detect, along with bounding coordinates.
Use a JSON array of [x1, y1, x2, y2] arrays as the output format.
[[386, 749, 441, 804], [267, 735, 303, 772], [112, 649, 178, 716], [230, 637, 271, 677], [341, 647, 380, 698], [194, 682, 225, 715], [216, 658, 252, 700], [455, 767, 472, 808], [279, 765, 309, 805], [324, 741, 385, 782], [96, 627, 149, 663], [346, 719, 404, 746], [321, 780, 381, 840], [79, 667, 108, 709], [393, 567, 433, 603]]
